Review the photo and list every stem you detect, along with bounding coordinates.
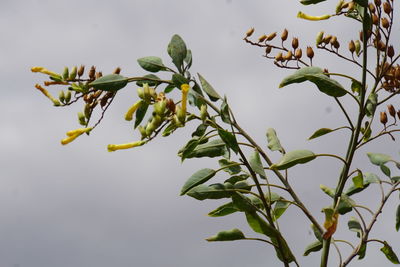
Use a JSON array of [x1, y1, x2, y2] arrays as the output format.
[[321, 7, 369, 267]]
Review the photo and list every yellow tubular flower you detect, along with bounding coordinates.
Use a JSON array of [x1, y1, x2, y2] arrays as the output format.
[[107, 140, 145, 152], [31, 66, 60, 77], [180, 84, 190, 112], [125, 100, 142, 121], [297, 11, 331, 21], [61, 127, 92, 145], [35, 84, 61, 106]]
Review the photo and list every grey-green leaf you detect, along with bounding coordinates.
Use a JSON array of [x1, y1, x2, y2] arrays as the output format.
[[208, 202, 239, 217], [134, 102, 149, 128], [219, 159, 241, 175], [245, 211, 279, 238], [266, 128, 284, 153], [270, 150, 316, 170], [187, 183, 232, 200], [167, 34, 187, 72], [279, 67, 347, 97], [137, 56, 166, 73], [300, 0, 327, 5], [348, 217, 363, 238], [345, 172, 380, 196], [380, 241, 400, 264], [308, 128, 335, 140], [206, 228, 246, 242], [274, 200, 290, 220], [367, 152, 392, 166], [365, 93, 378, 117], [184, 139, 228, 159], [198, 73, 222, 101], [303, 240, 323, 256], [89, 74, 128, 92], [180, 168, 216, 195], [396, 205, 400, 231], [249, 150, 266, 178], [218, 129, 239, 154]]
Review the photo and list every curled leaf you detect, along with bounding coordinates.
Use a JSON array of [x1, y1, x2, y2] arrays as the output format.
[[270, 150, 316, 170]]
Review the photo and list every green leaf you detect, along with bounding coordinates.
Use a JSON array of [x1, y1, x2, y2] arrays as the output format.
[[245, 211, 279, 238], [135, 74, 162, 87], [365, 93, 378, 117], [218, 129, 239, 154], [134, 102, 149, 128], [300, 0, 326, 5], [191, 124, 208, 138], [352, 171, 364, 189], [392, 176, 400, 183], [206, 228, 246, 242], [274, 200, 290, 220], [184, 139, 228, 159], [346, 172, 380, 196], [351, 79, 362, 93], [358, 242, 367, 259], [167, 34, 187, 72], [348, 217, 363, 238], [89, 74, 128, 92], [180, 168, 217, 195], [270, 150, 316, 170], [220, 97, 231, 123], [320, 185, 355, 215], [184, 49, 193, 70], [311, 224, 323, 241], [308, 128, 335, 140], [380, 164, 391, 177], [380, 241, 400, 264], [354, 0, 368, 7], [266, 128, 284, 153], [198, 73, 222, 101], [187, 183, 232, 200], [234, 181, 252, 191], [396, 204, 400, 231], [367, 152, 392, 166], [249, 150, 266, 178], [219, 159, 241, 175], [162, 122, 177, 137], [164, 84, 175, 93], [279, 67, 347, 97], [320, 184, 335, 197], [232, 192, 257, 212], [208, 202, 239, 217], [137, 56, 166, 73], [303, 240, 323, 256], [172, 73, 189, 88], [224, 174, 249, 184]]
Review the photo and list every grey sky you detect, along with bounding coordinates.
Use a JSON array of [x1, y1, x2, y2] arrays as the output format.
[[1, 0, 399, 266]]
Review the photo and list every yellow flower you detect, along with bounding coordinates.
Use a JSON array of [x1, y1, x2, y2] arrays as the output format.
[[35, 84, 60, 106], [61, 127, 92, 145], [125, 100, 142, 121], [180, 84, 190, 112], [107, 140, 145, 152], [31, 66, 60, 77], [297, 11, 331, 21]]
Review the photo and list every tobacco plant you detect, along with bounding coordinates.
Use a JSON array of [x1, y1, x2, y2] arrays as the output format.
[[31, 0, 399, 266]]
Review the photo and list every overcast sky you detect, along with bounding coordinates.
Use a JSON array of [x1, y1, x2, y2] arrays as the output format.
[[1, 0, 399, 266]]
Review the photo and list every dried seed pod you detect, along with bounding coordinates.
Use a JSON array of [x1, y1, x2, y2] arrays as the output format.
[[306, 46, 314, 59], [333, 40, 340, 49], [95, 71, 103, 79], [383, 1, 392, 14], [348, 1, 355, 9], [166, 99, 176, 113], [388, 104, 396, 117], [381, 17, 390, 29], [78, 65, 85, 77], [93, 90, 102, 99], [292, 37, 299, 49], [374, 0, 381, 6], [266, 32, 277, 41], [397, 110, 400, 120], [281, 29, 288, 41], [265, 45, 272, 55], [377, 40, 386, 51], [330, 36, 337, 46], [349, 40, 355, 54], [295, 48, 303, 59], [113, 67, 121, 74], [323, 35, 332, 44], [88, 66, 96, 80], [258, 34, 267, 43], [275, 52, 283, 62], [380, 111, 388, 125], [283, 51, 293, 61], [246, 27, 255, 37], [369, 3, 376, 13], [395, 66, 400, 80], [388, 45, 395, 58], [372, 14, 379, 25]]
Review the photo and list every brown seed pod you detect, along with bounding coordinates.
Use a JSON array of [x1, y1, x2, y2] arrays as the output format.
[[388, 45, 395, 58], [88, 66, 96, 80], [267, 32, 277, 41], [397, 110, 400, 120], [295, 48, 303, 59], [78, 65, 85, 77], [395, 66, 400, 80], [246, 27, 255, 37], [333, 40, 340, 49], [281, 29, 288, 41], [166, 99, 176, 113], [93, 90, 102, 99], [381, 17, 390, 29], [383, 2, 392, 14], [349, 40, 355, 53], [374, 0, 381, 6], [372, 14, 379, 25], [292, 37, 299, 49], [388, 104, 396, 117], [265, 45, 272, 55], [380, 111, 388, 125], [377, 40, 386, 51], [283, 51, 293, 61], [330, 36, 337, 46], [369, 3, 376, 13], [306, 46, 314, 59], [95, 71, 103, 79], [258, 34, 267, 43], [113, 67, 121, 74], [323, 35, 333, 44], [275, 52, 283, 62]]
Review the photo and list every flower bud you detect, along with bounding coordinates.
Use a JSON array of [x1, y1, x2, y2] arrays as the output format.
[[388, 45, 395, 58], [292, 37, 299, 49], [68, 66, 77, 80], [78, 112, 86, 126], [143, 83, 151, 102], [200, 104, 208, 121], [84, 103, 91, 119], [78, 65, 85, 77], [388, 104, 396, 117], [380, 111, 388, 125], [107, 140, 145, 152], [125, 100, 143, 121], [316, 31, 324, 45], [355, 40, 361, 55], [58, 90, 65, 103], [246, 27, 255, 37], [349, 40, 355, 54], [176, 105, 186, 123], [306, 46, 314, 59], [381, 17, 390, 29], [266, 32, 277, 41], [137, 87, 144, 99], [281, 29, 288, 41], [62, 67, 69, 80], [154, 99, 167, 116], [258, 34, 267, 43], [65, 90, 71, 103], [138, 126, 147, 139], [383, 2, 392, 14], [145, 121, 157, 136], [295, 48, 303, 59]]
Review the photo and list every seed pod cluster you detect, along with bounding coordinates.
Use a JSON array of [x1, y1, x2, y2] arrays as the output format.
[[380, 104, 400, 127], [379, 62, 400, 92]]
